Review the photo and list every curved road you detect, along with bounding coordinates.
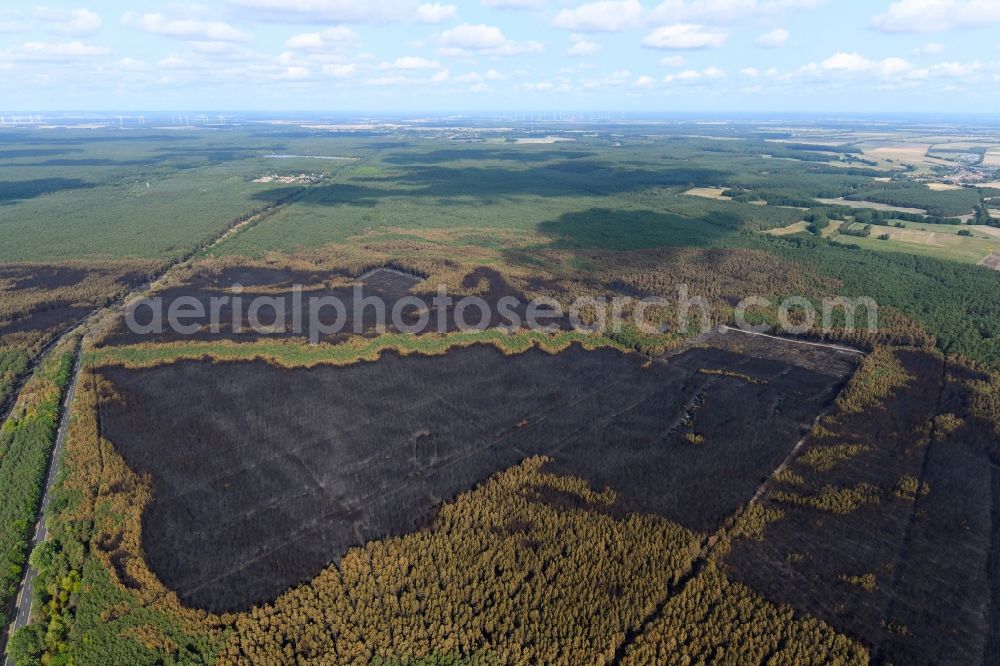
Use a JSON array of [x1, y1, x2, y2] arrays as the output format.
[[2, 346, 81, 666]]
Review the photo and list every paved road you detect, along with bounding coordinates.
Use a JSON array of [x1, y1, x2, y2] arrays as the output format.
[[0, 317, 86, 424], [2, 347, 82, 666]]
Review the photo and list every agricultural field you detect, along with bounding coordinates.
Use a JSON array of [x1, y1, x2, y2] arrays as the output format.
[[833, 222, 1000, 266], [2, 117, 1000, 666], [815, 197, 928, 215]]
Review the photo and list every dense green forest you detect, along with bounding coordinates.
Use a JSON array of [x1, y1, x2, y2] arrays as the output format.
[[741, 233, 1000, 367], [0, 341, 73, 631]]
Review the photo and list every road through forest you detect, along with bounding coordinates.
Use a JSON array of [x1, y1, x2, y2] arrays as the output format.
[[1, 347, 81, 666], [0, 177, 317, 664]]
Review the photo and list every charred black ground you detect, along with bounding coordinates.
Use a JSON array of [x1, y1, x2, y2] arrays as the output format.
[[97, 336, 856, 613], [726, 351, 1000, 666], [0, 264, 149, 339], [100, 266, 570, 346]]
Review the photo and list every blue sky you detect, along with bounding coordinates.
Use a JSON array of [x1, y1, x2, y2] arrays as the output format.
[[1, 0, 999, 112]]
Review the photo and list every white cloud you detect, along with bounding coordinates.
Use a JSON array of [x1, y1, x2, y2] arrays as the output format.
[[782, 51, 993, 88], [285, 26, 359, 50], [909, 60, 983, 79], [481, 0, 546, 7], [438, 23, 542, 55], [671, 69, 701, 81], [16, 40, 110, 59], [603, 69, 632, 84], [323, 62, 357, 76], [755, 28, 788, 47], [122, 12, 250, 42], [157, 54, 192, 69], [552, 0, 644, 32], [914, 42, 945, 55], [880, 57, 913, 77], [643, 23, 727, 49], [819, 51, 873, 72], [368, 74, 411, 85], [649, 0, 825, 25], [566, 38, 601, 56], [455, 71, 484, 81], [0, 18, 30, 33], [229, 0, 412, 23], [282, 65, 310, 79], [387, 56, 442, 69], [663, 65, 725, 82], [524, 80, 554, 91], [34, 8, 102, 36], [580, 68, 634, 89], [230, 0, 462, 24], [431, 69, 450, 81], [740, 66, 759, 77], [658, 55, 686, 67], [795, 52, 924, 80], [416, 3, 458, 23], [188, 41, 255, 59], [634, 74, 656, 87], [117, 57, 148, 71], [439, 23, 504, 49], [872, 0, 1000, 32]]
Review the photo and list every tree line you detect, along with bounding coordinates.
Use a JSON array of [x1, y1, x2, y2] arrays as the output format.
[[0, 339, 73, 655]]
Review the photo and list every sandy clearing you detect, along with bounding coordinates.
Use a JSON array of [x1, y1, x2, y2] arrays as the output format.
[[926, 182, 963, 191], [815, 198, 927, 215], [981, 253, 1000, 271], [878, 227, 949, 247], [822, 221, 843, 238], [683, 187, 732, 201], [766, 221, 808, 236]]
